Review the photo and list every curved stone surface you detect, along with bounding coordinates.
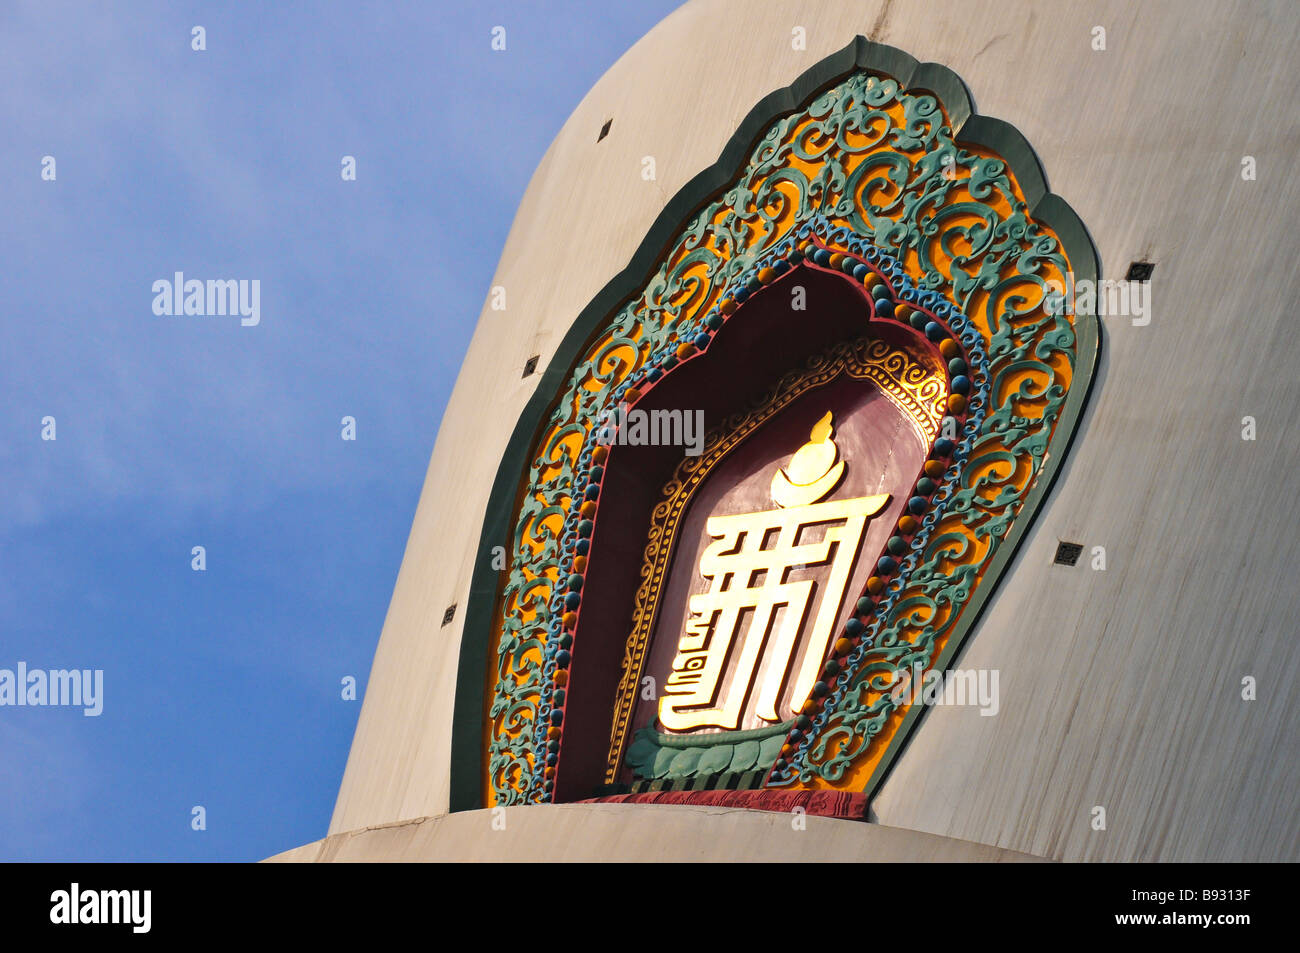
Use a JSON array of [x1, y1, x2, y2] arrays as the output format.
[[270, 805, 1047, 862]]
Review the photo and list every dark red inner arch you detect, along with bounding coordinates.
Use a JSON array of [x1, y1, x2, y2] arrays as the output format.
[[552, 262, 932, 803]]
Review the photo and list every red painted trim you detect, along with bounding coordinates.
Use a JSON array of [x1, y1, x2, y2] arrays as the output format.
[[578, 788, 868, 820]]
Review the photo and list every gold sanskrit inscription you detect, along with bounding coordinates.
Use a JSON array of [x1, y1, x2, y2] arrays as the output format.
[[659, 413, 888, 732]]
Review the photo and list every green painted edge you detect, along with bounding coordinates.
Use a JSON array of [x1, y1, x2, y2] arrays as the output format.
[[449, 34, 1101, 813], [633, 719, 793, 752]]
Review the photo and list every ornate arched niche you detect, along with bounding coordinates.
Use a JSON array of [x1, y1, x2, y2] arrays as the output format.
[[451, 37, 1099, 818]]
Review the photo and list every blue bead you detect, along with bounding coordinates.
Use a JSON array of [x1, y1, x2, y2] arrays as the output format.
[[575, 539, 590, 556], [846, 618, 864, 635], [813, 248, 832, 265], [583, 484, 599, 500], [933, 438, 956, 456], [734, 286, 750, 303], [693, 332, 710, 349], [646, 367, 663, 382], [549, 709, 564, 726], [556, 650, 571, 668], [951, 375, 970, 394], [773, 259, 790, 274], [925, 321, 945, 341], [564, 592, 581, 610], [877, 556, 898, 574], [908, 496, 928, 515], [852, 263, 869, 280]]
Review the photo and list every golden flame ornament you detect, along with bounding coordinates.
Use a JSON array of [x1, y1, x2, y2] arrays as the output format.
[[770, 412, 845, 507]]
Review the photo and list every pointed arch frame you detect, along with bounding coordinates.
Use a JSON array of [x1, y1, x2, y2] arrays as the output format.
[[449, 36, 1101, 812]]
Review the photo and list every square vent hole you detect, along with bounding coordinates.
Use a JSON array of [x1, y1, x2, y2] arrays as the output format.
[[1053, 541, 1083, 566], [1125, 261, 1154, 282]]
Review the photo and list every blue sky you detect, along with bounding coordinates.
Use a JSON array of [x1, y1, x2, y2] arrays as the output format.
[[0, 0, 682, 861]]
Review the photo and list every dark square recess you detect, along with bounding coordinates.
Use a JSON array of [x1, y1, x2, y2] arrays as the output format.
[[1125, 261, 1154, 282], [1054, 541, 1084, 566]]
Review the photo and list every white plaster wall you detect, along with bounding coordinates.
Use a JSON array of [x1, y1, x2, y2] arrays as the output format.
[[280, 804, 1044, 862], [316, 0, 1300, 861]]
